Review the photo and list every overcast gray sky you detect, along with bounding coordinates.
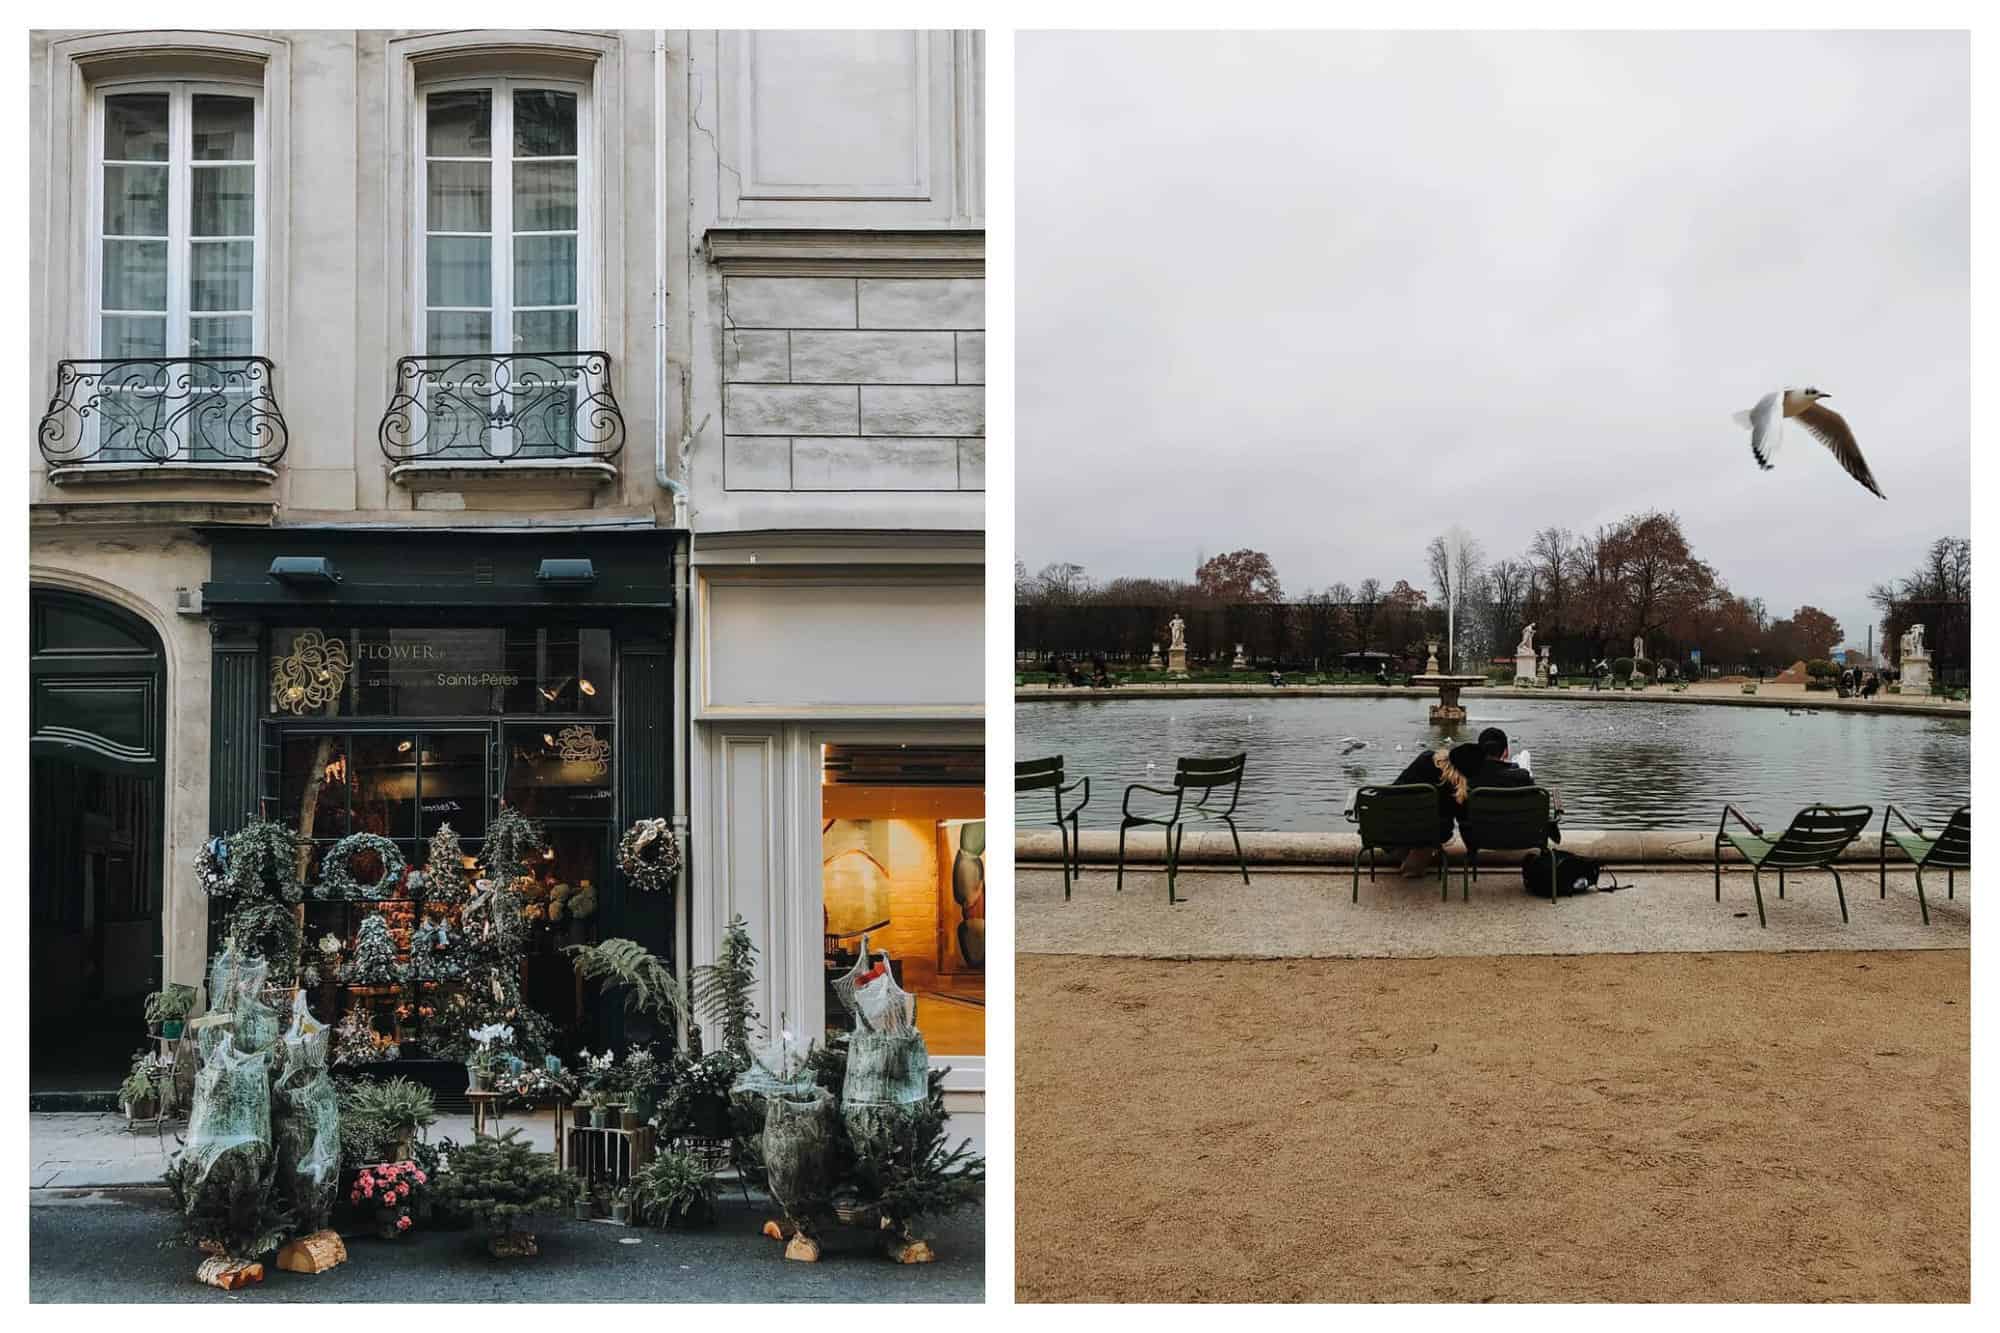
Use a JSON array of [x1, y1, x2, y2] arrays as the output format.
[[1017, 30, 1970, 651]]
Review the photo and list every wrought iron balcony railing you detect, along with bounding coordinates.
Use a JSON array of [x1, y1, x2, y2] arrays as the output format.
[[38, 356, 289, 470], [378, 351, 625, 468]]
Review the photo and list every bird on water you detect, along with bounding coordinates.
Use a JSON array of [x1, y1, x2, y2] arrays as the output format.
[[1734, 386, 1885, 498]]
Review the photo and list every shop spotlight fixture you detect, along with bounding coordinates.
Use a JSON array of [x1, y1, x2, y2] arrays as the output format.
[[577, 678, 597, 697], [267, 556, 341, 586], [536, 558, 596, 587]]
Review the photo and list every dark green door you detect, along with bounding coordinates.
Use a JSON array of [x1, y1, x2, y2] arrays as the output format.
[[29, 588, 166, 1091]]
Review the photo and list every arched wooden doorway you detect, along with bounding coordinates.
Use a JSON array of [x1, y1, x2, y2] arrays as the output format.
[[29, 587, 167, 1091]]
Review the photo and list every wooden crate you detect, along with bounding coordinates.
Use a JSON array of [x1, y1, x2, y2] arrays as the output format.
[[567, 1124, 654, 1193]]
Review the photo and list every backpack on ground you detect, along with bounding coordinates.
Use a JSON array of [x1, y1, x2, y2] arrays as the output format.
[[1521, 848, 1621, 897]]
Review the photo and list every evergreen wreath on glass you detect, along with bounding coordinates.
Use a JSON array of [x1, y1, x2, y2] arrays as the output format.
[[318, 832, 407, 900], [617, 817, 683, 894], [342, 913, 405, 986]]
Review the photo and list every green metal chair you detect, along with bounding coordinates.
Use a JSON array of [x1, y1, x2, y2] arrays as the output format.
[[1459, 786, 1562, 903], [1015, 755, 1089, 901], [1117, 754, 1249, 905], [1344, 783, 1449, 901], [1879, 803, 1970, 925], [1714, 803, 1873, 928]]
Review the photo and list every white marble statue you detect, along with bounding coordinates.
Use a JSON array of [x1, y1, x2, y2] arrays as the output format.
[[1903, 623, 1926, 658], [1517, 623, 1536, 655], [1168, 614, 1186, 650], [1633, 634, 1645, 661]]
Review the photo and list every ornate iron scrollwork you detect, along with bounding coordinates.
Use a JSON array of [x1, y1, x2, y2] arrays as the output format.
[[38, 356, 289, 468], [378, 350, 625, 465]]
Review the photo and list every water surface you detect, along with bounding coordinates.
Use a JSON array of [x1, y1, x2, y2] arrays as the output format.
[[1015, 695, 1970, 831]]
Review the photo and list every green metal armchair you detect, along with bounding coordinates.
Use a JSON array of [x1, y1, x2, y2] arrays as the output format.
[[1459, 786, 1563, 903], [1714, 803, 1873, 928], [1879, 803, 1970, 925], [1117, 754, 1249, 905], [1015, 755, 1089, 901], [1344, 783, 1448, 902]]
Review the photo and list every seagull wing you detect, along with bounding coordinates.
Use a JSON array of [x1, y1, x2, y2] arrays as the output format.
[[1793, 401, 1885, 498], [1741, 391, 1783, 469]]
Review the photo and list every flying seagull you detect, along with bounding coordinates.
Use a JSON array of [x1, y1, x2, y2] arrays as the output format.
[[1734, 386, 1885, 499]]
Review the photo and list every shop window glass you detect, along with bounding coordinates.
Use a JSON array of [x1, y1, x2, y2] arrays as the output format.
[[503, 722, 613, 819], [820, 749, 985, 1058]]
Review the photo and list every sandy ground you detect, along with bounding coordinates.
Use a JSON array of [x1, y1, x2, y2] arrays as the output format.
[[1016, 949, 1968, 1303]]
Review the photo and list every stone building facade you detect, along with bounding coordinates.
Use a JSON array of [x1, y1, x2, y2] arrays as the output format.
[[27, 29, 984, 1101]]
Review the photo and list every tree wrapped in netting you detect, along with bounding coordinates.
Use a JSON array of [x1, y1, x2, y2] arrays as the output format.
[[166, 944, 336, 1262], [435, 1126, 580, 1256], [269, 992, 340, 1233], [341, 912, 403, 986], [761, 1087, 838, 1242]]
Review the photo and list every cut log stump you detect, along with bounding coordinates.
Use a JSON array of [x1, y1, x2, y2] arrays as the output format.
[[885, 1235, 936, 1264], [762, 1218, 790, 1241], [487, 1230, 539, 1259], [277, 1230, 349, 1274], [783, 1232, 822, 1263], [195, 1257, 265, 1290]]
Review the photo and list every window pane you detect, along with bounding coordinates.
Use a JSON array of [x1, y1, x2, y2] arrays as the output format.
[[284, 734, 355, 840], [191, 241, 254, 312], [513, 90, 577, 157], [101, 315, 167, 358], [102, 239, 168, 310], [512, 235, 576, 306], [427, 235, 492, 307], [511, 160, 576, 232], [190, 315, 252, 357], [192, 95, 255, 160], [102, 164, 169, 236], [104, 94, 169, 162], [426, 90, 492, 157], [504, 722, 611, 819], [419, 734, 488, 839], [511, 309, 577, 351], [192, 165, 254, 236], [426, 160, 492, 232], [426, 310, 492, 354], [352, 735, 418, 840]]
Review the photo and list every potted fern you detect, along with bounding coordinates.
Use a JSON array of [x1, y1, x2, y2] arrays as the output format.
[[632, 1149, 718, 1228], [610, 1187, 632, 1225], [144, 983, 197, 1040], [119, 1050, 163, 1123]]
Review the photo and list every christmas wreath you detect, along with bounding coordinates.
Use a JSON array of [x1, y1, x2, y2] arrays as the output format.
[[318, 833, 407, 900], [617, 818, 683, 894]]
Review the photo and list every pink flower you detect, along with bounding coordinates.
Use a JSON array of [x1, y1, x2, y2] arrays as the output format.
[[413, 1171, 427, 1185], [397, 1215, 412, 1231]]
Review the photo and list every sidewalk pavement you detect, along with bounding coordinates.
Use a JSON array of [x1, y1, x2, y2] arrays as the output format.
[[1019, 863, 1969, 960], [31, 1104, 986, 1191]]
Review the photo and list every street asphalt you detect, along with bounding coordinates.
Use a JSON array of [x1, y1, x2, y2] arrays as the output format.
[[28, 1187, 983, 1303]]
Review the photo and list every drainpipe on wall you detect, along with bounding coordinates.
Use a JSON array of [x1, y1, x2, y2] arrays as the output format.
[[656, 29, 695, 1044]]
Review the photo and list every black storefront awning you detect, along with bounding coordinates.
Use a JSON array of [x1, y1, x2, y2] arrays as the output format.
[[199, 524, 680, 617]]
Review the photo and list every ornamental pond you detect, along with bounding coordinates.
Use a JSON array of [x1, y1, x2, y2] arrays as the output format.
[[1015, 694, 1971, 832]]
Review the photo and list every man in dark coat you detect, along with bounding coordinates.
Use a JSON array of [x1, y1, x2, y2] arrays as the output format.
[[1471, 727, 1532, 792]]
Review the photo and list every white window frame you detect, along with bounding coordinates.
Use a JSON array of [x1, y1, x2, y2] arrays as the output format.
[[87, 78, 267, 362], [411, 74, 594, 358]]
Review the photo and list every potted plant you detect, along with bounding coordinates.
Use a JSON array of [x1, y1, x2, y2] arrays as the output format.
[[119, 1051, 163, 1123], [465, 1021, 514, 1093], [589, 1090, 614, 1129], [663, 1049, 741, 1141], [633, 1150, 717, 1228], [616, 1046, 662, 1126], [574, 1192, 594, 1221], [143, 983, 197, 1040], [610, 1187, 632, 1225], [343, 1075, 438, 1162], [351, 1160, 428, 1240]]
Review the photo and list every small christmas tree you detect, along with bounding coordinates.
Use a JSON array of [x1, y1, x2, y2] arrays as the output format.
[[342, 914, 402, 987], [406, 916, 461, 983], [423, 823, 473, 910], [435, 1127, 580, 1256], [428, 804, 555, 1064], [332, 1003, 394, 1068]]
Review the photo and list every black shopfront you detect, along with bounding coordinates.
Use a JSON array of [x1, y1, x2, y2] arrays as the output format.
[[201, 525, 680, 1089]]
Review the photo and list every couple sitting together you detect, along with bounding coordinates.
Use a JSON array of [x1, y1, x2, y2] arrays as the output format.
[[1386, 726, 1534, 876]]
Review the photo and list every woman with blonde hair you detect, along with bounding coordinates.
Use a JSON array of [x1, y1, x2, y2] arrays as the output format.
[[1385, 741, 1487, 877]]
